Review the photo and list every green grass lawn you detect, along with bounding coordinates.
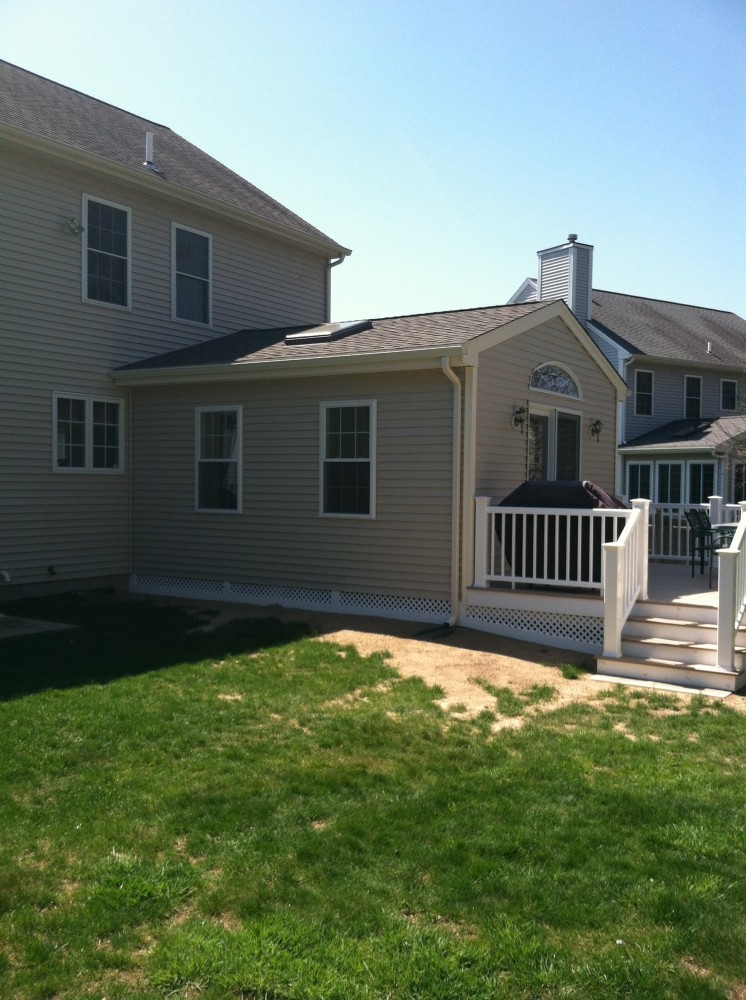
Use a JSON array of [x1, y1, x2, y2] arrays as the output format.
[[1, 592, 745, 999]]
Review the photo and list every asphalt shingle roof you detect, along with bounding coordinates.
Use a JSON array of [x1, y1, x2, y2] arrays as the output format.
[[0, 60, 345, 252], [116, 301, 551, 372], [621, 415, 746, 452], [590, 290, 746, 367]]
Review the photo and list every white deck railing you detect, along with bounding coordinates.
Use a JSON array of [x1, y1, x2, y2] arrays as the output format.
[[716, 511, 746, 670], [473, 498, 633, 590], [601, 499, 650, 658], [648, 497, 744, 562]]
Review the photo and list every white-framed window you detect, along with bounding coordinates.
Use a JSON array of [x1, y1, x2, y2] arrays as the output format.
[[721, 380, 737, 412], [527, 407, 581, 481], [53, 392, 124, 473], [172, 224, 211, 324], [684, 375, 701, 419], [529, 363, 581, 399], [657, 462, 683, 504], [195, 406, 242, 512], [626, 462, 653, 500], [320, 400, 376, 517], [634, 370, 653, 416], [688, 462, 715, 505], [83, 195, 130, 307]]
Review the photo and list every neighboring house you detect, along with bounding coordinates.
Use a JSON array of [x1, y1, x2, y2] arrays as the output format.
[[1, 62, 627, 645], [510, 237, 746, 507]]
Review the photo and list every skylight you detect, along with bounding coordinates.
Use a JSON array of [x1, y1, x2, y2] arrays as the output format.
[[284, 320, 370, 345]]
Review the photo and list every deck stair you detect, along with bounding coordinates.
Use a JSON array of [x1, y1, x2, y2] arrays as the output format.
[[596, 599, 746, 694]]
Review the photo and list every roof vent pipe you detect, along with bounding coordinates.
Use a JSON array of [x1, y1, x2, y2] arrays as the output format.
[[707, 340, 712, 354], [144, 131, 155, 170]]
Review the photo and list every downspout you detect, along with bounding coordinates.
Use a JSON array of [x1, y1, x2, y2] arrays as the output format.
[[441, 358, 462, 626], [325, 255, 346, 323]]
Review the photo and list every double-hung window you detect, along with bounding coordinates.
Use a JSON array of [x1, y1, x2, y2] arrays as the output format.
[[83, 196, 130, 307], [721, 380, 737, 412], [685, 376, 701, 419], [53, 393, 123, 472], [195, 407, 241, 512], [173, 224, 211, 324], [321, 401, 376, 516], [634, 370, 653, 416]]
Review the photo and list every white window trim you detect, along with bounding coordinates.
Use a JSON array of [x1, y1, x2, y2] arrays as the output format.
[[171, 223, 212, 326], [625, 461, 653, 500], [81, 194, 132, 310], [527, 404, 582, 481], [684, 375, 702, 419], [655, 460, 685, 504], [721, 379, 738, 412], [688, 460, 717, 505], [52, 392, 125, 474], [319, 399, 377, 519], [195, 405, 243, 514], [634, 369, 654, 417], [528, 361, 582, 400]]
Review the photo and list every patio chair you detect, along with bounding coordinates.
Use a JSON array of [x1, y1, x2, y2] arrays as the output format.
[[683, 509, 734, 587]]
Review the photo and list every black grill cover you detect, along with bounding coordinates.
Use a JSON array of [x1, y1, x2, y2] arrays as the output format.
[[499, 480, 628, 510], [497, 481, 628, 583]]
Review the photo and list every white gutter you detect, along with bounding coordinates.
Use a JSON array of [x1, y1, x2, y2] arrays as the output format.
[[441, 358, 462, 626]]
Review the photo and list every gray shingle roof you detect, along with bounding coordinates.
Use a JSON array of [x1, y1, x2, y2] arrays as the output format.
[[0, 60, 346, 252], [590, 290, 746, 367], [116, 301, 550, 373], [621, 415, 746, 452]]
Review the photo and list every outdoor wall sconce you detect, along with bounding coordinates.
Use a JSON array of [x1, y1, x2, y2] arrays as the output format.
[[511, 406, 528, 431], [63, 216, 84, 236], [589, 418, 604, 441]]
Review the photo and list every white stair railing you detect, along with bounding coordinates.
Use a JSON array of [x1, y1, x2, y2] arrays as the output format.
[[601, 499, 650, 658], [716, 509, 746, 670]]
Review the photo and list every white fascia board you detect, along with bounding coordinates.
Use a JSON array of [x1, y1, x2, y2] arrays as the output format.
[[463, 300, 629, 402], [111, 346, 467, 387], [0, 123, 350, 259]]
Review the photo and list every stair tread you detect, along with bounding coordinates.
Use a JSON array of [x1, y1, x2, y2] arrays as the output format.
[[600, 655, 743, 675], [627, 615, 714, 629], [625, 636, 746, 653]]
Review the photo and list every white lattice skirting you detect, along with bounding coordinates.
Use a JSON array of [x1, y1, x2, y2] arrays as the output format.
[[129, 574, 451, 625], [463, 602, 603, 655]]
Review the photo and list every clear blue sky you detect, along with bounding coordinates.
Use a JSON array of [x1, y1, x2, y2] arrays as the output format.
[[4, 0, 745, 321]]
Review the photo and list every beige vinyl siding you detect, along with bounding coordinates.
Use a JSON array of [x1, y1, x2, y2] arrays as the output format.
[[474, 318, 618, 500], [130, 369, 455, 600], [1, 143, 330, 586]]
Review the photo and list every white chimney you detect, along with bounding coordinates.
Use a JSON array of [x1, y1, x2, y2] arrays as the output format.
[[537, 235, 594, 327]]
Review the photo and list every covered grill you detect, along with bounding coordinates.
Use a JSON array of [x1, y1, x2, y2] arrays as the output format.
[[497, 480, 628, 584]]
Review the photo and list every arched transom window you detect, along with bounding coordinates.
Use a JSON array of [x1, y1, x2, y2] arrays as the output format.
[[529, 363, 580, 398]]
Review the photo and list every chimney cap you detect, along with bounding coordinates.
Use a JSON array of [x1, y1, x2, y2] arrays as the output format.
[[567, 233, 578, 243]]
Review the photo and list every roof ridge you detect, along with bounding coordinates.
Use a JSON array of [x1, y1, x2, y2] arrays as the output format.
[[0, 59, 170, 130], [364, 299, 550, 324], [593, 288, 736, 316]]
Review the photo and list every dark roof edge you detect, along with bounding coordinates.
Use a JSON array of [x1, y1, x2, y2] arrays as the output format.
[[593, 288, 741, 317]]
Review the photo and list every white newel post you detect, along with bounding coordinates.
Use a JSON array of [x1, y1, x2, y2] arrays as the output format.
[[632, 498, 650, 601], [708, 496, 723, 523], [602, 542, 623, 658], [717, 549, 738, 670], [473, 496, 490, 588]]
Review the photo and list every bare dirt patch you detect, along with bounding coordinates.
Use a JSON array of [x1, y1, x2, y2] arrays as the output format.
[[181, 599, 746, 717]]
